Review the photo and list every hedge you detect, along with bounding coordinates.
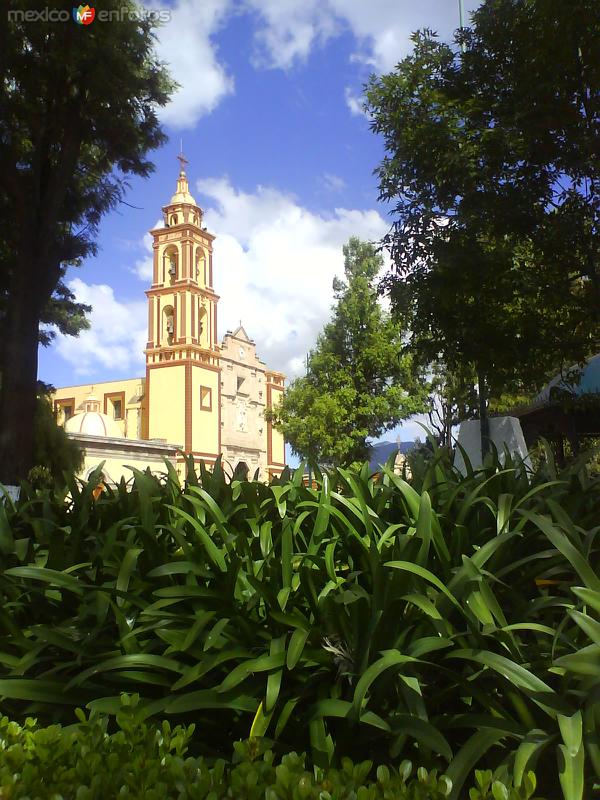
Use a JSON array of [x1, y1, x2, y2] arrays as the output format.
[[0, 703, 541, 800]]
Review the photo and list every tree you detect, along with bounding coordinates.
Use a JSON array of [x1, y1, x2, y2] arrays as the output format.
[[0, 0, 173, 484], [424, 361, 479, 449], [366, 0, 600, 453], [267, 238, 425, 467]]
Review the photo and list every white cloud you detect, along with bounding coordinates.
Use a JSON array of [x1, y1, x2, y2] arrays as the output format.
[[55, 279, 147, 377], [145, 0, 234, 129], [133, 255, 153, 283], [131, 228, 160, 282], [197, 176, 389, 378], [245, 0, 483, 73], [344, 86, 365, 117], [322, 172, 347, 192], [244, 0, 341, 69]]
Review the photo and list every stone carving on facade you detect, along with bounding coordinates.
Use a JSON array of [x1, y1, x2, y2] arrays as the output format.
[[236, 402, 248, 432]]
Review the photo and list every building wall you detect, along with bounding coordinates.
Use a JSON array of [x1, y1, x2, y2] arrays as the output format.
[[71, 433, 181, 486], [191, 362, 220, 459], [219, 330, 270, 476], [147, 363, 186, 444], [267, 374, 286, 472]]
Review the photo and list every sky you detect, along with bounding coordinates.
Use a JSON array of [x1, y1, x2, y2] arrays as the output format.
[[38, 0, 482, 456]]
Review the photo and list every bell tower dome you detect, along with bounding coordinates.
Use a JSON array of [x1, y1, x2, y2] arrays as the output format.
[[144, 153, 221, 466]]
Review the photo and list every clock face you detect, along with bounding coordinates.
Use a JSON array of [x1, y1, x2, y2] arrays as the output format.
[[239, 347, 245, 359]]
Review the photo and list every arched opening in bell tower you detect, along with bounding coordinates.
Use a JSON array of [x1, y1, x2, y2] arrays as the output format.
[[195, 246, 207, 286], [163, 245, 178, 284]]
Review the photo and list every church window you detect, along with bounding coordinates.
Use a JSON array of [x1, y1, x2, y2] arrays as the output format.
[[200, 386, 212, 410], [170, 214, 178, 226], [104, 392, 125, 420], [236, 375, 246, 393], [55, 398, 75, 423]]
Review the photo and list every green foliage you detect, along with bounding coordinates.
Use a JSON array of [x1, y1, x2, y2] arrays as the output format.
[[366, 0, 600, 401], [266, 238, 425, 466], [0, 450, 599, 798], [0, 700, 542, 800], [38, 277, 91, 347], [28, 383, 83, 486]]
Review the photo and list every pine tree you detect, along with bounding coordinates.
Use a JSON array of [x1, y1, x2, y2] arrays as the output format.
[[267, 238, 425, 467]]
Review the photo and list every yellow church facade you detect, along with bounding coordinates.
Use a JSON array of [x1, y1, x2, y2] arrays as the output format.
[[53, 161, 286, 483]]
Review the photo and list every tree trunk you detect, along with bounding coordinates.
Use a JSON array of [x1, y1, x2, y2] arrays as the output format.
[[556, 436, 566, 469], [0, 272, 42, 485], [445, 417, 452, 450], [478, 369, 490, 460], [444, 399, 452, 450]]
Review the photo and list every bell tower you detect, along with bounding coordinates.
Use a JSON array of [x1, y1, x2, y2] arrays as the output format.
[[144, 154, 221, 465]]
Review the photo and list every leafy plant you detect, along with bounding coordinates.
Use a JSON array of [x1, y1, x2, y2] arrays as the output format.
[[0, 448, 598, 798]]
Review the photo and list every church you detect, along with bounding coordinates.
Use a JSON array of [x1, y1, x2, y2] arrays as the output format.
[[52, 158, 286, 484]]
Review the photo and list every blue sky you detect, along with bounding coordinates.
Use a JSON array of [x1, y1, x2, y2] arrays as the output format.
[[38, 0, 482, 454]]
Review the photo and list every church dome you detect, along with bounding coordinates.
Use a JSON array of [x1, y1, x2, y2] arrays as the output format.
[[170, 168, 197, 206], [64, 393, 123, 438]]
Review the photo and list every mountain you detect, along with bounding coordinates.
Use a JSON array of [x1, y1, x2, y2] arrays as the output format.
[[368, 440, 415, 471]]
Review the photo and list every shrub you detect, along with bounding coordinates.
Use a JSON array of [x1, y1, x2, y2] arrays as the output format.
[[30, 385, 83, 485], [0, 700, 542, 799], [0, 448, 598, 798]]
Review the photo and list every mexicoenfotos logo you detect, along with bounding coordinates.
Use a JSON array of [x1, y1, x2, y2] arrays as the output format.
[[72, 5, 95, 25], [8, 5, 171, 23]]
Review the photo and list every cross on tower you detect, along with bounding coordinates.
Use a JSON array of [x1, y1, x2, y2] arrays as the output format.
[[177, 148, 188, 173]]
